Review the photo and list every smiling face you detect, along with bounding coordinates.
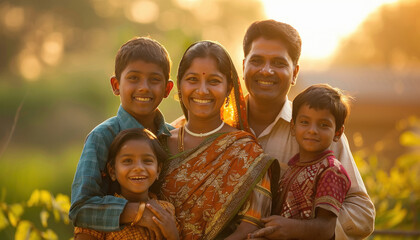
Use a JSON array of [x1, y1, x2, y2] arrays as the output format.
[[111, 60, 172, 123], [108, 139, 160, 202], [243, 37, 299, 105], [179, 57, 229, 122], [291, 104, 343, 161]]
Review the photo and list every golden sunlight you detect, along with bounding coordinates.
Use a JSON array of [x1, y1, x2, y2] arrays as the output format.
[[19, 54, 42, 81], [3, 6, 25, 32], [260, 0, 399, 60], [125, 0, 159, 24]]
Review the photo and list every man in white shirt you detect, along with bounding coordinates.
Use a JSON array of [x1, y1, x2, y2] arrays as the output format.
[[243, 19, 375, 239]]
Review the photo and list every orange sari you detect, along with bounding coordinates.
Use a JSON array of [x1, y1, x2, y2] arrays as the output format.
[[159, 131, 276, 240], [74, 194, 175, 240]]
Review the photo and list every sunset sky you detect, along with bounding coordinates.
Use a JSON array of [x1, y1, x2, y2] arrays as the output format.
[[261, 0, 399, 60]]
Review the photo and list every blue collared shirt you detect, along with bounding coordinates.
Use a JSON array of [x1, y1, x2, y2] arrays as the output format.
[[69, 105, 173, 231]]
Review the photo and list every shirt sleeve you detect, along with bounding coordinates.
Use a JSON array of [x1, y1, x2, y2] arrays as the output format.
[[69, 130, 128, 231], [330, 134, 376, 239], [314, 163, 351, 217], [237, 171, 272, 227]]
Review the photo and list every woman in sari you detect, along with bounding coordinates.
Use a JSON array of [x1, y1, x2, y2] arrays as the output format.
[[157, 41, 279, 240]]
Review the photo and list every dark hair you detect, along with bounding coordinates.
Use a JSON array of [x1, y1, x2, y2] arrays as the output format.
[[177, 40, 238, 119], [106, 128, 168, 194], [292, 84, 351, 131], [114, 37, 171, 82], [243, 19, 302, 66]]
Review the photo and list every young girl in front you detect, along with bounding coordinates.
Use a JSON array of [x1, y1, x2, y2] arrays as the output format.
[[74, 128, 179, 240]]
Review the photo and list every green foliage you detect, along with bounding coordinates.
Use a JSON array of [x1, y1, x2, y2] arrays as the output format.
[[355, 117, 420, 239], [0, 189, 71, 240]]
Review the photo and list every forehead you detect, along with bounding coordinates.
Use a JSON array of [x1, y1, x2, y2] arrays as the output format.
[[123, 60, 165, 75], [119, 139, 154, 152], [186, 57, 223, 74], [297, 104, 335, 121], [248, 37, 291, 59]]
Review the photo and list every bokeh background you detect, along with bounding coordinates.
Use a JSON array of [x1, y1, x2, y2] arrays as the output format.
[[1, 0, 419, 239]]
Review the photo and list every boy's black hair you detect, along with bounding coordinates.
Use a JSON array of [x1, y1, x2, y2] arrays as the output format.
[[243, 19, 302, 66], [292, 84, 351, 131], [106, 128, 168, 195], [114, 37, 171, 82]]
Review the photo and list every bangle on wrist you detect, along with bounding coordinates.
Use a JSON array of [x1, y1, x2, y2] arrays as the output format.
[[131, 202, 146, 226]]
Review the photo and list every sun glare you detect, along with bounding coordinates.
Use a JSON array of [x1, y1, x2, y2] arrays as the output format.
[[261, 0, 399, 60]]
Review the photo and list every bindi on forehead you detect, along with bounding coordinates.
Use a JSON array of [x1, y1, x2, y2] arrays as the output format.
[[202, 72, 206, 75]]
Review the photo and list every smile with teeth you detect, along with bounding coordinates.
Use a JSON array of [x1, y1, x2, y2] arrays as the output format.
[[192, 98, 212, 104], [129, 176, 147, 180], [134, 97, 152, 102], [258, 80, 274, 85]]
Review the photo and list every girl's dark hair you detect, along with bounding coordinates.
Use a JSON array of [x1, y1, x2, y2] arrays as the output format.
[[177, 40, 238, 120], [106, 128, 168, 195]]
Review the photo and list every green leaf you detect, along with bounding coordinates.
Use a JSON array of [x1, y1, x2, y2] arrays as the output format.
[[8, 203, 24, 227]]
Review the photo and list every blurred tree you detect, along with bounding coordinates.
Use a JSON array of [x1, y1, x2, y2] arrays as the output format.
[[0, 0, 265, 150], [332, 0, 420, 70], [0, 2, 266, 229]]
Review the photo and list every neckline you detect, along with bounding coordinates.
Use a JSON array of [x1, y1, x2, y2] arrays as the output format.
[[184, 121, 225, 138]]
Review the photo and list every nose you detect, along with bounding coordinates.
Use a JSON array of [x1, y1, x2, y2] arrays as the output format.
[[259, 62, 274, 75], [133, 161, 145, 171], [307, 123, 318, 134], [137, 78, 150, 92], [196, 81, 209, 95]]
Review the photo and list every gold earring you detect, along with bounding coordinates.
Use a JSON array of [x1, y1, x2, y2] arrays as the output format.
[[225, 96, 230, 107]]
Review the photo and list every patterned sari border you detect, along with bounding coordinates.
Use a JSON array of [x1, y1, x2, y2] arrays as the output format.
[[204, 154, 275, 239]]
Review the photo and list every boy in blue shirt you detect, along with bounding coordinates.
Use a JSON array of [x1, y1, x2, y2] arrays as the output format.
[[70, 37, 174, 236]]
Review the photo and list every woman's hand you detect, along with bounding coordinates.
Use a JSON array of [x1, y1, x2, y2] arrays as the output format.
[[147, 202, 179, 240], [134, 199, 164, 240]]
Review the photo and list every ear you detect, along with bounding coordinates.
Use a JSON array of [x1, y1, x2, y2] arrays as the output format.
[[164, 80, 174, 98], [107, 162, 117, 181], [333, 126, 344, 142], [291, 64, 300, 86], [290, 120, 296, 136], [110, 76, 120, 96]]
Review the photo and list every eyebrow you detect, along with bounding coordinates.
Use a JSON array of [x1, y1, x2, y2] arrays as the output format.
[[126, 70, 164, 76], [184, 72, 224, 78], [118, 153, 156, 158], [298, 115, 333, 121]]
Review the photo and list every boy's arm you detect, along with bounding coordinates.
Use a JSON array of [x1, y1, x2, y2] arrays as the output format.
[[331, 134, 375, 239], [249, 209, 337, 240]]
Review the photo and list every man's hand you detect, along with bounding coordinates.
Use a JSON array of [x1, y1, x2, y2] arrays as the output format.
[[248, 215, 293, 240]]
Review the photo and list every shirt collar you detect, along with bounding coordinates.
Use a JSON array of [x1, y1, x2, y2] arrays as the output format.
[[278, 97, 292, 123], [116, 105, 172, 137], [246, 95, 292, 137]]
